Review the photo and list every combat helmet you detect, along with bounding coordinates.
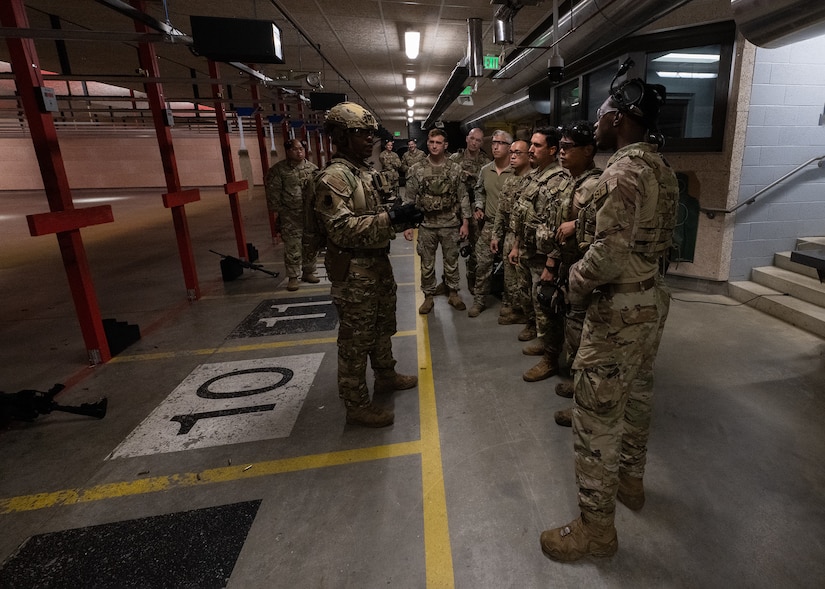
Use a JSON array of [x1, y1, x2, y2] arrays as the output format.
[[325, 102, 378, 131]]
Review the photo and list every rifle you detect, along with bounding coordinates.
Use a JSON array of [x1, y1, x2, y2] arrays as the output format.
[[210, 250, 280, 281], [1, 384, 107, 422]]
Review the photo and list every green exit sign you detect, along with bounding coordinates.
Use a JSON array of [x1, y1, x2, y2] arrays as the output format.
[[394, 131, 401, 137], [483, 55, 500, 70]]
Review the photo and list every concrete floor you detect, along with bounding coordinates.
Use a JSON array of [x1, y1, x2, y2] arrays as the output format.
[[1, 187, 824, 588]]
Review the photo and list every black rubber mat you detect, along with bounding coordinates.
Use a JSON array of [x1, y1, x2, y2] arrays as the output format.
[[229, 295, 338, 338], [0, 500, 261, 588]]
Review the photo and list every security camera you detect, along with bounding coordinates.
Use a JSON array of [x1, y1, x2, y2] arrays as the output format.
[[547, 54, 564, 84]]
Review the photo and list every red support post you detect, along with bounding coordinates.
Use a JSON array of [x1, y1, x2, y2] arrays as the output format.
[[1, 0, 113, 364], [249, 79, 269, 180], [208, 59, 250, 260], [132, 0, 200, 301]]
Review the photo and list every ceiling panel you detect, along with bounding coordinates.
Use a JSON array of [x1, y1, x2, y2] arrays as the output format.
[[1, 0, 552, 134]]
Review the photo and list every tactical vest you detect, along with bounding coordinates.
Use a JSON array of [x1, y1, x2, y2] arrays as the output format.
[[417, 165, 459, 213], [514, 166, 563, 249], [623, 147, 679, 256]]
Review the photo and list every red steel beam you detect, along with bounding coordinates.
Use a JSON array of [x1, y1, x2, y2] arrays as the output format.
[[249, 77, 269, 179], [132, 0, 200, 301], [209, 59, 249, 260], [1, 0, 113, 365]]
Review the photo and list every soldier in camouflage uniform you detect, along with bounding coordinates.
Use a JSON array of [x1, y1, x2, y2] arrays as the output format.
[[378, 140, 402, 202], [540, 81, 678, 562], [468, 130, 512, 317], [404, 128, 471, 314], [508, 128, 566, 382], [400, 139, 426, 182], [265, 139, 320, 291], [449, 128, 492, 294], [313, 102, 421, 428], [534, 122, 603, 425], [491, 139, 532, 324]]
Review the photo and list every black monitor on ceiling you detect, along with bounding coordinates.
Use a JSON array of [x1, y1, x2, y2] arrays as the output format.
[[309, 92, 348, 111], [190, 16, 284, 64]]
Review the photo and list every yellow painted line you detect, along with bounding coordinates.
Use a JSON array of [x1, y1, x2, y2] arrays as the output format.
[[110, 330, 417, 363], [0, 441, 421, 515], [413, 241, 455, 589]]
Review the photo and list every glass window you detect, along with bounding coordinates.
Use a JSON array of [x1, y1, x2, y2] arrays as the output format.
[[556, 79, 581, 124], [586, 63, 618, 125], [646, 45, 722, 140]]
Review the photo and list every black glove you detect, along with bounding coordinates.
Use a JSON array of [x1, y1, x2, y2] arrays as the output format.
[[537, 280, 567, 315], [388, 202, 424, 226]]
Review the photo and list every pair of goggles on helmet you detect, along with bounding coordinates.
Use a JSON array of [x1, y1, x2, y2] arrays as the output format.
[[560, 122, 595, 149]]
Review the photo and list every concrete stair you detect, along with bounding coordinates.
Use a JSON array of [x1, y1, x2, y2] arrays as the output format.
[[728, 237, 825, 338]]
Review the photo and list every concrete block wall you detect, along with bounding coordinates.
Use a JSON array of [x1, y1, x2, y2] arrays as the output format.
[[0, 130, 288, 192], [730, 35, 825, 281]]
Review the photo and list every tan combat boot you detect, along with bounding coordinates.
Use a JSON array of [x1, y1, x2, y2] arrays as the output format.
[[346, 403, 394, 428], [468, 303, 485, 317], [554, 408, 572, 427], [523, 353, 558, 382], [540, 515, 618, 562], [301, 271, 320, 284], [555, 382, 574, 398], [287, 277, 300, 291], [419, 295, 435, 314], [522, 340, 545, 356], [374, 372, 418, 395], [617, 474, 645, 511], [447, 290, 466, 310], [518, 323, 537, 341]]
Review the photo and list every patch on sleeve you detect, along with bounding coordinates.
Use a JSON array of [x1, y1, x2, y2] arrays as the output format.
[[321, 174, 350, 195]]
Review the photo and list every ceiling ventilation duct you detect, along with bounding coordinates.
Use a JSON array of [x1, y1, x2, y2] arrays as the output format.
[[490, 0, 693, 95], [731, 0, 825, 48], [468, 18, 484, 77], [422, 60, 470, 129]]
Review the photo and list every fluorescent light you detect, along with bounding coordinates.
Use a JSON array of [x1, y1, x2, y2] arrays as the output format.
[[407, 109, 414, 117], [653, 52, 720, 63], [657, 71, 718, 79], [405, 31, 420, 60], [405, 76, 416, 92], [406, 97, 415, 107], [407, 117, 414, 123]]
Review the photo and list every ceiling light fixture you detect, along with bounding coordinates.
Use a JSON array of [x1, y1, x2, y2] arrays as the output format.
[[656, 71, 718, 79], [407, 109, 414, 117], [405, 30, 421, 60], [405, 76, 416, 92], [406, 97, 415, 107], [653, 53, 720, 63]]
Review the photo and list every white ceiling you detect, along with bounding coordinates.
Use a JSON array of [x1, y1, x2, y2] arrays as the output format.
[[1, 0, 552, 135]]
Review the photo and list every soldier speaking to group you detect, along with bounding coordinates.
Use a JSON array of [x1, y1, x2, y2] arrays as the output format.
[[313, 102, 423, 428]]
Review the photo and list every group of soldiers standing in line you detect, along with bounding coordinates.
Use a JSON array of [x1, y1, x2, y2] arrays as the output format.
[[265, 77, 680, 562]]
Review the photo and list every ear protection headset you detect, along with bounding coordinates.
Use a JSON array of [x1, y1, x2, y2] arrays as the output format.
[[608, 59, 667, 129]]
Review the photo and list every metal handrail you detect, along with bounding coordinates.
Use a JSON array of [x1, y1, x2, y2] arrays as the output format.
[[701, 154, 825, 218]]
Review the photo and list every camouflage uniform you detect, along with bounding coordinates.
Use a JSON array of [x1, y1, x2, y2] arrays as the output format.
[[379, 149, 402, 201], [449, 148, 491, 291], [536, 167, 603, 366], [404, 158, 471, 295], [314, 156, 399, 408], [265, 158, 319, 278], [567, 141, 679, 530], [400, 148, 427, 180], [493, 172, 531, 311], [510, 162, 566, 354], [472, 161, 512, 307]]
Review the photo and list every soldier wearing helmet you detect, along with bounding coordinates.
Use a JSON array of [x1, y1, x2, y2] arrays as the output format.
[[314, 102, 422, 428], [540, 80, 679, 562]]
